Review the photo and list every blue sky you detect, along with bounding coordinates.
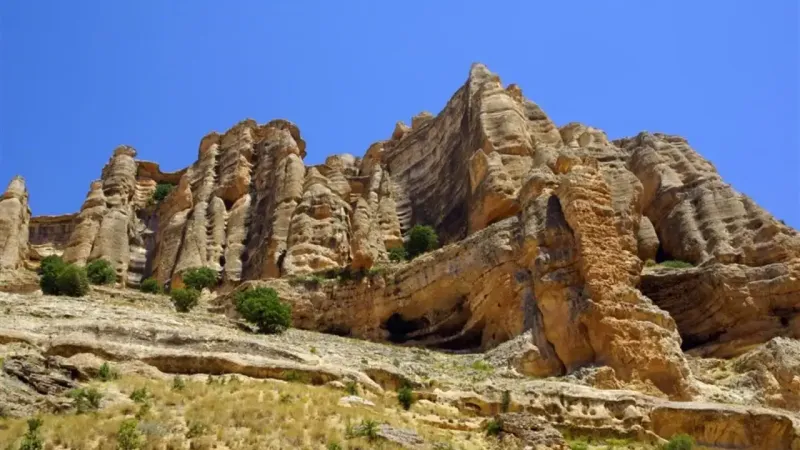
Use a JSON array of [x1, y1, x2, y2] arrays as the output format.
[[1, 1, 798, 227]]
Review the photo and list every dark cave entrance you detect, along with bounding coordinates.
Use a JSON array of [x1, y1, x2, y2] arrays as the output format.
[[384, 313, 430, 343], [655, 241, 673, 263]]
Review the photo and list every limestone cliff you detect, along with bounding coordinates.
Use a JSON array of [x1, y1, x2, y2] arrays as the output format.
[[3, 63, 799, 401]]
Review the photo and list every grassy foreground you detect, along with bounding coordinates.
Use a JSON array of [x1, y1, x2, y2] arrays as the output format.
[[0, 374, 515, 450]]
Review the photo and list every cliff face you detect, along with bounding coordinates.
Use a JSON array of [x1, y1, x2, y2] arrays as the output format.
[[2, 63, 799, 400]]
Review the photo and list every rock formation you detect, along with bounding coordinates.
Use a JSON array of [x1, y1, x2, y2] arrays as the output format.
[[0, 176, 31, 269], [3, 63, 799, 402]]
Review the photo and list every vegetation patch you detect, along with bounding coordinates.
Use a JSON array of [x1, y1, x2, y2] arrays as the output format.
[[181, 267, 218, 291], [151, 183, 174, 203], [235, 287, 292, 334], [139, 277, 162, 294], [388, 246, 408, 262], [55, 264, 90, 297], [658, 260, 694, 269], [405, 225, 439, 260], [170, 288, 200, 313], [86, 259, 116, 285], [38, 255, 66, 295]]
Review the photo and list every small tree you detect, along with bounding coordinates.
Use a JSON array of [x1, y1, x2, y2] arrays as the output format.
[[388, 247, 407, 263], [117, 419, 143, 450], [235, 287, 292, 334], [139, 277, 162, 294], [56, 264, 90, 297], [18, 418, 44, 450], [86, 259, 116, 285], [39, 255, 66, 295], [182, 267, 218, 291], [397, 385, 414, 410], [170, 288, 200, 313], [405, 225, 438, 259], [152, 183, 174, 203]]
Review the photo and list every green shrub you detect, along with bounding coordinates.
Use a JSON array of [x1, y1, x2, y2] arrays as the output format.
[[116, 419, 143, 450], [235, 287, 292, 334], [170, 288, 200, 313], [56, 264, 90, 297], [39, 255, 66, 295], [68, 387, 102, 413], [18, 418, 43, 450], [139, 277, 161, 294], [484, 418, 502, 437], [644, 259, 657, 267], [86, 259, 116, 285], [152, 183, 174, 203], [129, 387, 149, 403], [172, 376, 186, 392], [397, 385, 414, 410], [97, 362, 119, 381], [388, 246, 407, 262], [660, 260, 694, 269], [662, 434, 694, 450], [405, 225, 438, 259], [326, 442, 343, 450], [345, 380, 358, 396], [354, 419, 379, 442], [569, 441, 589, 450], [182, 267, 218, 291]]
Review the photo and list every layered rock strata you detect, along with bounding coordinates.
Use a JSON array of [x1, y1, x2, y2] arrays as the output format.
[[4, 63, 799, 401]]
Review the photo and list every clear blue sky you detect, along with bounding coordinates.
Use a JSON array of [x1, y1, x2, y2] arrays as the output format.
[[1, 1, 798, 227]]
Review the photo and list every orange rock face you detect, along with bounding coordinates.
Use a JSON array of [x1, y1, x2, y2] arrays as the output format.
[[9, 63, 800, 401]]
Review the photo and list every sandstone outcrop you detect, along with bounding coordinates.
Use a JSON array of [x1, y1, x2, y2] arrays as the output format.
[[642, 261, 800, 358], [2, 290, 799, 449], [0, 176, 31, 270], [4, 63, 799, 403]]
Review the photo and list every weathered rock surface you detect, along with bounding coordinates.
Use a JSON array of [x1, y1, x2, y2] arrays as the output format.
[[2, 290, 799, 449], [498, 413, 567, 449], [5, 63, 800, 403], [642, 262, 800, 358], [0, 176, 31, 269]]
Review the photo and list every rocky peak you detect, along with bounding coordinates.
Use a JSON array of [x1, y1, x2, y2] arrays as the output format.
[[3, 64, 799, 402]]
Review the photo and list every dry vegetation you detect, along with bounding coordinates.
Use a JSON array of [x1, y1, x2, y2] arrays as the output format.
[[0, 374, 519, 450]]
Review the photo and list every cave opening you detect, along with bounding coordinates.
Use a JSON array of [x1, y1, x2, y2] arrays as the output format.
[[223, 198, 235, 211], [384, 313, 431, 343], [655, 240, 673, 263]]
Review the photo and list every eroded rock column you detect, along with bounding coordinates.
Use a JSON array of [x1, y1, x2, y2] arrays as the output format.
[[0, 176, 31, 269]]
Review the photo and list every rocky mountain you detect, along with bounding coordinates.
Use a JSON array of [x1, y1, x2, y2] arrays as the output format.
[[1, 64, 799, 447]]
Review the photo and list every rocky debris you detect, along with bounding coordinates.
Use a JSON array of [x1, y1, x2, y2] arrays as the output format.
[[0, 176, 31, 270], [376, 424, 425, 449], [338, 395, 375, 407], [497, 412, 567, 449], [0, 352, 78, 417], [720, 338, 800, 411]]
